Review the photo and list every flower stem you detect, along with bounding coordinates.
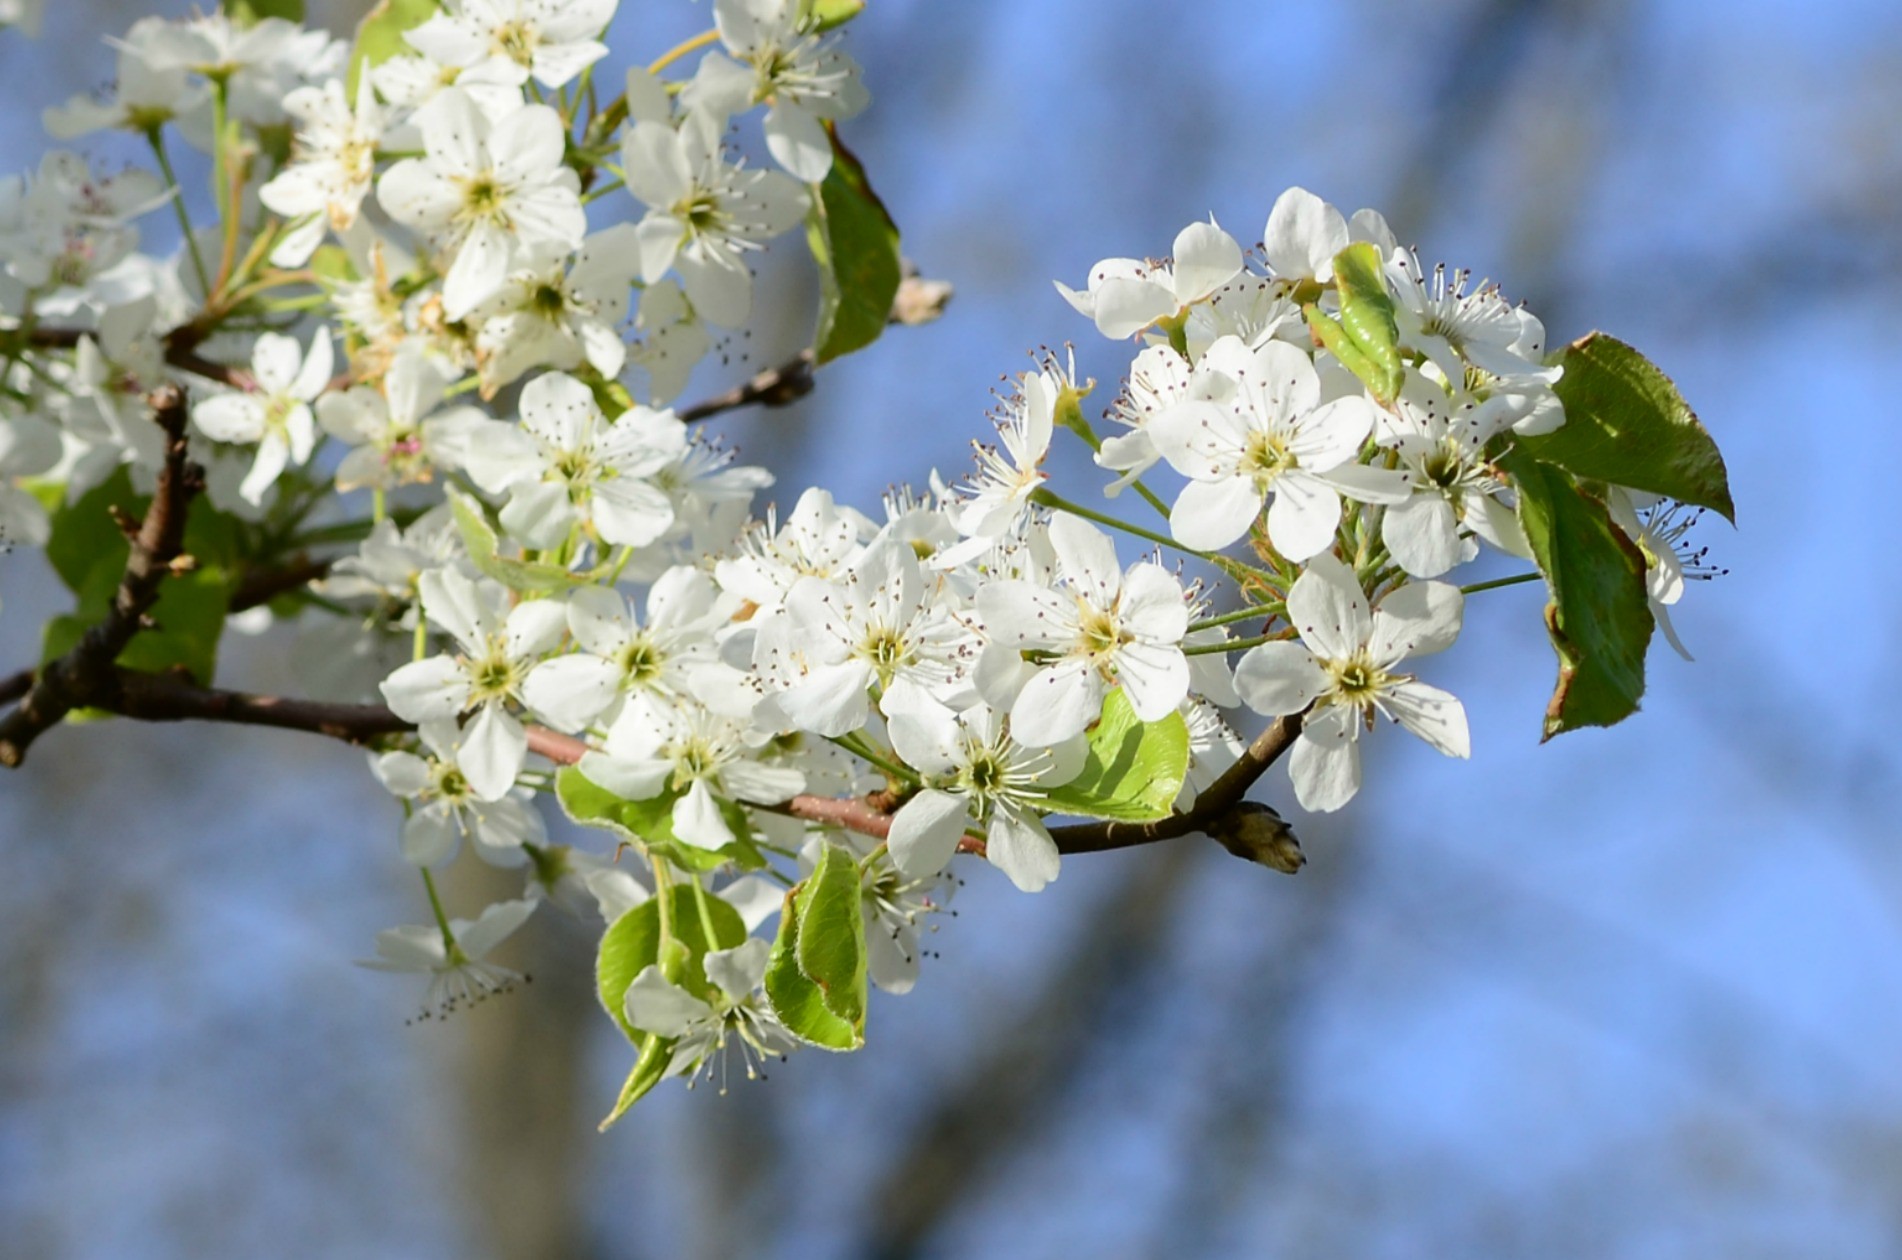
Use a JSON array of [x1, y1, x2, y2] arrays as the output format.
[[689, 874, 722, 945], [829, 733, 915, 785], [146, 129, 212, 297], [420, 868, 458, 951], [1186, 603, 1282, 633], [648, 28, 718, 75], [1459, 571, 1542, 596], [1184, 632, 1276, 657]]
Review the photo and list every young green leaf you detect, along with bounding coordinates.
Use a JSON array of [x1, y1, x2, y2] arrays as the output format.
[[1518, 333, 1736, 523], [346, 0, 440, 98], [594, 886, 745, 1044], [805, 125, 902, 365], [555, 767, 767, 873], [1501, 452, 1655, 738], [802, 0, 866, 30], [448, 490, 589, 595], [763, 886, 863, 1051], [794, 841, 869, 1028], [598, 1032, 673, 1131], [1323, 241, 1404, 403], [1038, 688, 1191, 822], [227, 0, 303, 26]]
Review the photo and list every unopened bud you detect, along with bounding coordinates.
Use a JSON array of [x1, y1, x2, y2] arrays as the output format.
[[1208, 802, 1303, 874], [891, 271, 954, 326]]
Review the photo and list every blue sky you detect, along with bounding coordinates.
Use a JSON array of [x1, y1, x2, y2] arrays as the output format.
[[2, 0, 1898, 1256]]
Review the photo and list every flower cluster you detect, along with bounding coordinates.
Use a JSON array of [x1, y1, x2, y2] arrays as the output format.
[[0, 0, 1727, 1117]]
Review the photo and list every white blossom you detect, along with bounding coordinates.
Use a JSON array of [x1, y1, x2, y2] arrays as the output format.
[[379, 567, 567, 800], [190, 327, 334, 505], [1233, 555, 1468, 812], [622, 109, 807, 328], [1148, 336, 1410, 558], [886, 702, 1085, 893], [376, 89, 584, 319], [976, 513, 1189, 746]]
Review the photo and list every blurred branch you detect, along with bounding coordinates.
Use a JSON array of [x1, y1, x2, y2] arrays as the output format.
[[860, 844, 1202, 1257], [230, 554, 333, 612], [0, 671, 1302, 862], [0, 385, 201, 767], [675, 269, 951, 424]]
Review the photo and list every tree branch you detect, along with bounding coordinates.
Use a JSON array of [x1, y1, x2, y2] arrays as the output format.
[[0, 386, 202, 767], [3, 650, 1302, 861], [1046, 713, 1306, 853], [230, 554, 333, 612], [676, 351, 817, 423], [672, 271, 953, 424]]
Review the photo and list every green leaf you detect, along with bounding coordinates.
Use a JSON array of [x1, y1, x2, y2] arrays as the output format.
[[40, 471, 238, 686], [556, 766, 766, 873], [763, 885, 862, 1052], [448, 490, 589, 595], [44, 469, 135, 595], [226, 0, 302, 26], [1501, 452, 1655, 738], [309, 245, 358, 285], [347, 0, 440, 98], [794, 841, 868, 1028], [1039, 688, 1190, 821], [599, 1033, 673, 1131], [1319, 241, 1404, 403], [802, 0, 866, 30], [805, 126, 902, 365], [595, 886, 745, 1044], [1518, 332, 1735, 523]]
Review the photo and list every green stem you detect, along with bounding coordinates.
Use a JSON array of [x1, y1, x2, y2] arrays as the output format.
[[829, 733, 915, 785], [1184, 632, 1276, 657], [210, 81, 232, 227], [1186, 603, 1282, 633], [420, 868, 458, 950], [1459, 571, 1542, 596], [652, 859, 676, 946], [689, 874, 721, 945], [146, 129, 212, 296], [582, 177, 625, 204], [1032, 488, 1216, 564]]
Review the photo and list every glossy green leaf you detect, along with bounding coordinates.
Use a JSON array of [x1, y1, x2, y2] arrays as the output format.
[[1519, 332, 1735, 523], [1039, 688, 1190, 822], [227, 0, 302, 26], [795, 841, 868, 1028], [347, 0, 439, 98], [555, 766, 766, 872], [1501, 452, 1655, 738], [763, 884, 862, 1052], [805, 126, 902, 365], [448, 491, 589, 595], [595, 886, 745, 1044]]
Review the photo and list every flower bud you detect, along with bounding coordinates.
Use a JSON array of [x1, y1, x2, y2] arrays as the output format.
[[1208, 802, 1304, 874]]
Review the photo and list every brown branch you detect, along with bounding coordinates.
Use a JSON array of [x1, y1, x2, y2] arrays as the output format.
[[230, 554, 333, 612], [672, 271, 952, 424], [26, 320, 244, 387], [110, 671, 413, 741], [676, 351, 816, 423], [1046, 713, 1306, 854], [0, 386, 202, 767], [0, 669, 31, 708]]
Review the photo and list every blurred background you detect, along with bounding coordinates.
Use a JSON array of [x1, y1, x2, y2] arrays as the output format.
[[5, 0, 1901, 1256]]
